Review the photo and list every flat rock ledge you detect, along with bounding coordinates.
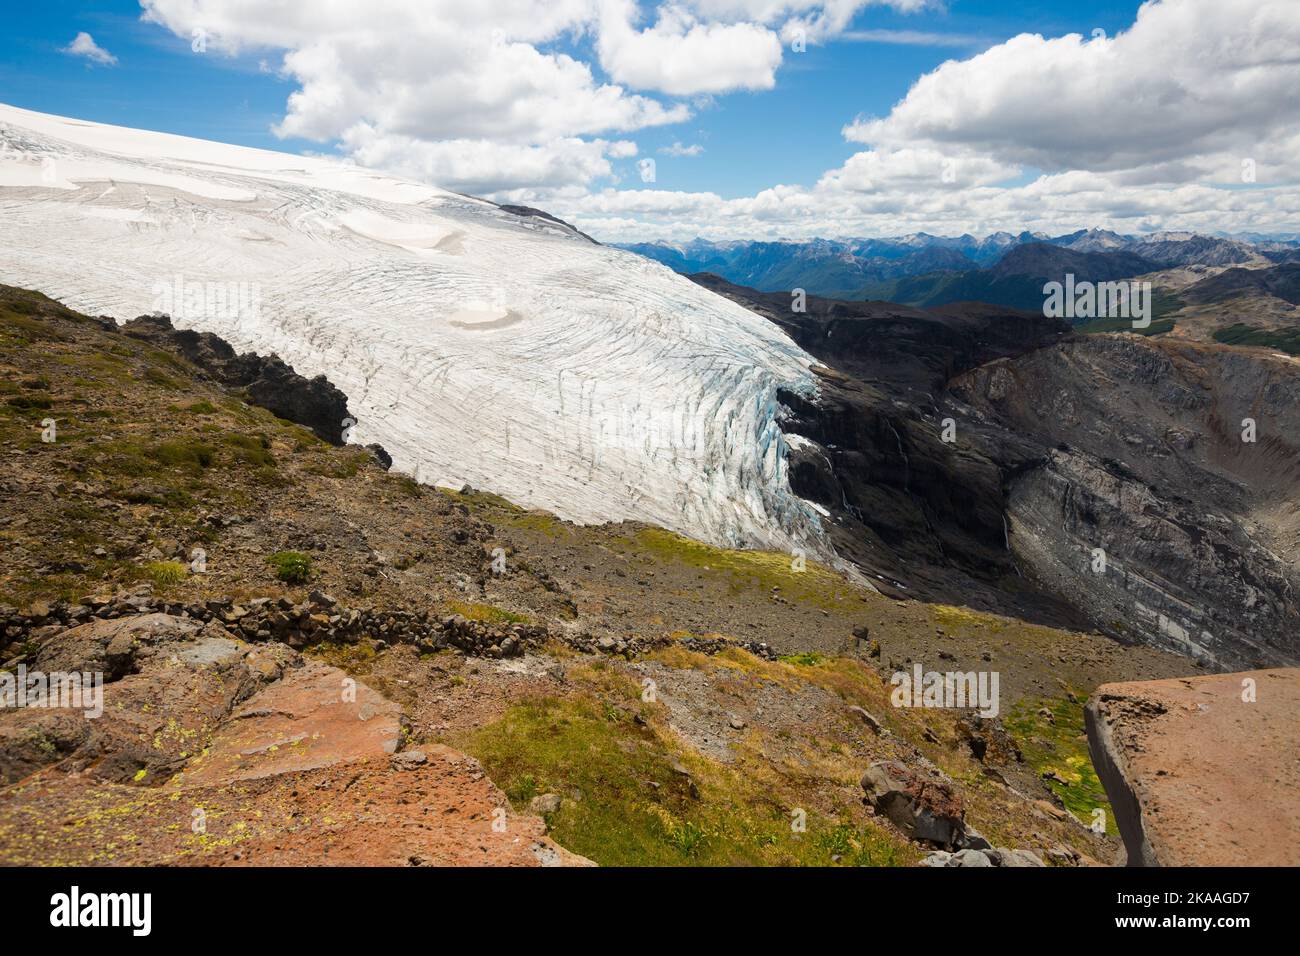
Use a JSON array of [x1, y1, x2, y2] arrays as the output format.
[[1085, 668, 1300, 867]]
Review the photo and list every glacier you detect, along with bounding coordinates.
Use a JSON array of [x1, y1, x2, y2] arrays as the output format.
[[0, 103, 831, 559]]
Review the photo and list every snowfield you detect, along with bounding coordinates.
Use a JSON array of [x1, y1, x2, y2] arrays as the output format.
[[0, 103, 830, 558]]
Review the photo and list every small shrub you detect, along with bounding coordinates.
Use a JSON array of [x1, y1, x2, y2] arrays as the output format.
[[6, 395, 52, 410], [224, 433, 276, 468], [266, 550, 312, 583], [141, 560, 187, 586], [152, 440, 214, 469]]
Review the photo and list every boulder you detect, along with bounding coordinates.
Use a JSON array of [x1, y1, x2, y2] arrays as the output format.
[[920, 846, 1046, 868], [946, 848, 993, 867], [33, 613, 202, 679], [861, 760, 965, 848], [987, 848, 1046, 867], [957, 826, 992, 851], [530, 793, 562, 815]]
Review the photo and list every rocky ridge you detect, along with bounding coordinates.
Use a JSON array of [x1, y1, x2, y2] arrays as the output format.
[[2, 582, 777, 670]]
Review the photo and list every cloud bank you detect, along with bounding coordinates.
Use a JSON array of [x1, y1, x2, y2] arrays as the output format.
[[139, 0, 1300, 239]]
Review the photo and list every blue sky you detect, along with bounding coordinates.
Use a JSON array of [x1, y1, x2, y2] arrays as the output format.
[[2, 1, 1294, 241], [1, 1, 305, 148]]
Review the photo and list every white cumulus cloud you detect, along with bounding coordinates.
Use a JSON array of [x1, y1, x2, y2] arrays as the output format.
[[134, 0, 1300, 240], [140, 0, 690, 192], [660, 141, 705, 157], [138, 0, 918, 193], [63, 32, 118, 66], [596, 0, 784, 95], [843, 0, 1300, 184]]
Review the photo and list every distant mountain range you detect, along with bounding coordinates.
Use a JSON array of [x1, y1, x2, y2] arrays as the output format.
[[619, 230, 1300, 313]]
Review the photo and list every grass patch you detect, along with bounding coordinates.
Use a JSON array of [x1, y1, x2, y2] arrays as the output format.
[[442, 600, 530, 625], [931, 604, 1008, 630], [1005, 693, 1114, 835], [306, 640, 381, 675], [778, 651, 825, 667], [222, 433, 276, 468], [455, 692, 913, 867], [1077, 315, 1175, 336], [6, 395, 53, 410], [307, 447, 370, 479], [136, 560, 188, 587], [142, 366, 183, 390], [394, 475, 423, 497], [0, 309, 64, 342], [631, 527, 863, 611], [153, 440, 215, 469]]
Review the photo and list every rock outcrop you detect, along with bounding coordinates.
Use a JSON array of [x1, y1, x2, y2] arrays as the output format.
[[955, 336, 1300, 669], [1085, 668, 1300, 866], [1, 586, 778, 667], [119, 313, 353, 444], [0, 613, 591, 866], [922, 847, 1046, 868]]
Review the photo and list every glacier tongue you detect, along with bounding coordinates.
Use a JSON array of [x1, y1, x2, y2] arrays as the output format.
[[0, 103, 829, 558]]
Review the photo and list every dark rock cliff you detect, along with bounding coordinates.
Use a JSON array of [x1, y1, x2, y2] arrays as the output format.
[[118, 313, 354, 445]]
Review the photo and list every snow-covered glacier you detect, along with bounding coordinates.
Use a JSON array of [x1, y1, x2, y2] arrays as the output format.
[[0, 103, 829, 557]]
